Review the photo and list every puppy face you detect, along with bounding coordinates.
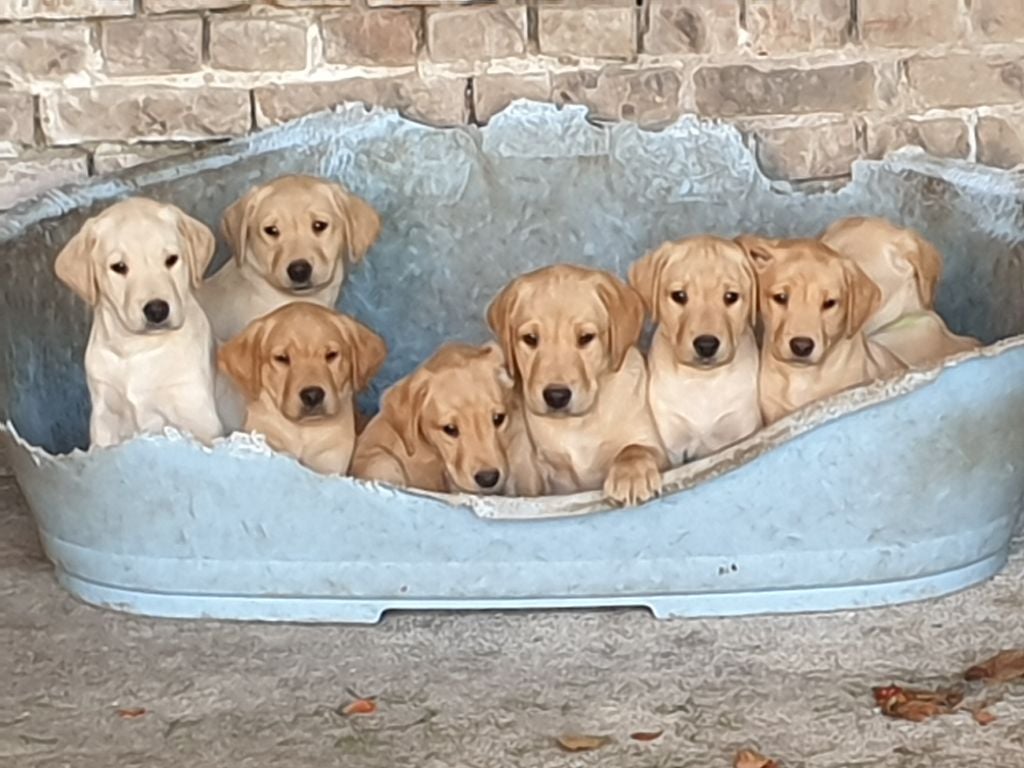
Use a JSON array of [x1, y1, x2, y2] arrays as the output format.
[[221, 175, 381, 295], [219, 302, 386, 423], [487, 265, 644, 417], [385, 344, 515, 494], [629, 235, 756, 367], [739, 238, 880, 365], [54, 198, 214, 334]]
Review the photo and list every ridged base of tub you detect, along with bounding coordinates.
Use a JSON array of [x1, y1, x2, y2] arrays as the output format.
[[55, 550, 1007, 624]]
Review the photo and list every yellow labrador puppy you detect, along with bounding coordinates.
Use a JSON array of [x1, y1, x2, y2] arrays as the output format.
[[351, 343, 543, 496], [218, 302, 386, 475], [54, 198, 222, 448], [630, 236, 762, 464], [738, 237, 905, 424], [487, 265, 668, 505], [820, 216, 979, 366]]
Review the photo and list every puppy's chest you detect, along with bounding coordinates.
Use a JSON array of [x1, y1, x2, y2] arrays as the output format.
[[87, 332, 214, 397]]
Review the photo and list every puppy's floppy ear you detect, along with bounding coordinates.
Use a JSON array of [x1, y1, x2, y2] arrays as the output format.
[[174, 207, 216, 287], [328, 182, 381, 263], [842, 259, 882, 338], [379, 371, 429, 456], [481, 341, 515, 390], [55, 218, 101, 305], [596, 273, 645, 371], [486, 278, 523, 379], [731, 244, 760, 328], [907, 230, 943, 308], [218, 317, 269, 402], [221, 185, 269, 265], [628, 242, 672, 322], [734, 235, 777, 273], [332, 314, 387, 392]]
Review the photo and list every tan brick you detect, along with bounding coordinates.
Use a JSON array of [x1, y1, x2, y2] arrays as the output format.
[[102, 17, 202, 76], [0, 150, 89, 210], [322, 9, 420, 67], [0, 92, 35, 145], [694, 63, 875, 117], [977, 114, 1024, 169], [41, 87, 251, 144], [143, 0, 243, 12], [747, 0, 850, 52], [865, 116, 969, 160], [539, 1, 637, 60], [209, 16, 309, 72], [367, 0, 468, 5], [753, 119, 859, 180], [427, 6, 526, 63], [0, 0, 131, 20], [551, 67, 685, 127], [0, 24, 94, 82], [859, 0, 961, 47], [273, 0, 350, 6], [92, 142, 192, 174], [473, 73, 552, 124], [644, 0, 739, 55], [255, 75, 468, 128], [970, 0, 1024, 43], [904, 55, 1024, 109]]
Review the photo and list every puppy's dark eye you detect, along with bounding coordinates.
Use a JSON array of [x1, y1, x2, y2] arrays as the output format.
[[493, 412, 506, 427], [110, 262, 128, 275], [577, 332, 596, 348], [521, 333, 538, 348], [772, 292, 789, 306], [822, 298, 838, 310], [723, 291, 740, 306], [442, 424, 459, 438], [165, 254, 179, 269], [670, 290, 688, 305], [263, 225, 280, 237], [273, 353, 290, 365], [312, 220, 328, 233], [325, 350, 339, 362]]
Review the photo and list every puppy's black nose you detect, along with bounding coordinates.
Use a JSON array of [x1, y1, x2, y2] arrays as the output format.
[[143, 299, 170, 325], [299, 386, 325, 409], [542, 386, 572, 410], [287, 259, 313, 284], [790, 337, 815, 358], [474, 468, 501, 489], [693, 335, 721, 359]]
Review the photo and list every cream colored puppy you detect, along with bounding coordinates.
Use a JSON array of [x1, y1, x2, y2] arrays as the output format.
[[820, 216, 979, 366], [54, 198, 222, 448], [218, 302, 386, 476], [487, 265, 667, 506], [352, 343, 543, 496], [738, 237, 905, 424], [630, 236, 762, 464]]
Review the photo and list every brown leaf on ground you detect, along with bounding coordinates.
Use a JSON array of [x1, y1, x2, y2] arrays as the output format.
[[630, 729, 664, 742], [734, 748, 779, 768], [341, 699, 377, 716], [872, 685, 963, 722], [965, 650, 1024, 683], [971, 707, 997, 726], [556, 734, 611, 752], [115, 707, 146, 719]]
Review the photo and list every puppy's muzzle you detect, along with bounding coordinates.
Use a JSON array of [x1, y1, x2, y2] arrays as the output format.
[[287, 259, 313, 286], [542, 385, 572, 411], [299, 386, 325, 412], [693, 334, 721, 361], [789, 337, 815, 359], [474, 468, 501, 490], [143, 299, 170, 327]]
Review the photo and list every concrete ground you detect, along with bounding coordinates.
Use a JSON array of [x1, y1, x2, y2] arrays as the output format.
[[2, 470, 1024, 768]]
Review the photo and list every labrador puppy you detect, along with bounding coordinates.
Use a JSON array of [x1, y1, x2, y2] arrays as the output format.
[[738, 237, 905, 424], [351, 343, 543, 496], [820, 216, 979, 366], [630, 235, 762, 464], [487, 265, 667, 506], [218, 302, 386, 475], [54, 198, 222, 448]]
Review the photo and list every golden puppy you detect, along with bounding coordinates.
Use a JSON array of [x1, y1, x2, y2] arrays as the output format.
[[820, 216, 979, 366], [487, 265, 667, 505], [351, 343, 543, 496], [218, 302, 386, 475], [630, 235, 762, 464], [54, 197, 222, 448], [738, 237, 906, 424]]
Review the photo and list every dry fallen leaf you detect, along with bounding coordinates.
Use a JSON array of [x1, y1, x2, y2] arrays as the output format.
[[972, 707, 997, 726], [734, 748, 779, 768], [629, 729, 664, 742], [556, 734, 611, 752], [965, 650, 1024, 683], [341, 699, 377, 716], [872, 685, 963, 722], [116, 707, 147, 719]]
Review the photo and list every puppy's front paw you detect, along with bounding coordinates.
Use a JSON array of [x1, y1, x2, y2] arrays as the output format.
[[603, 451, 662, 506]]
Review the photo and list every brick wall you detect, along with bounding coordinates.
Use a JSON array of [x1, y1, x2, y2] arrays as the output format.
[[2, 0, 1024, 210]]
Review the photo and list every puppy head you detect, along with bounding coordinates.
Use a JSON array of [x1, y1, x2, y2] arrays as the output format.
[[219, 302, 386, 423], [629, 235, 756, 367], [739, 237, 880, 365], [487, 264, 644, 417], [221, 174, 380, 295], [381, 343, 515, 494], [54, 197, 214, 335]]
